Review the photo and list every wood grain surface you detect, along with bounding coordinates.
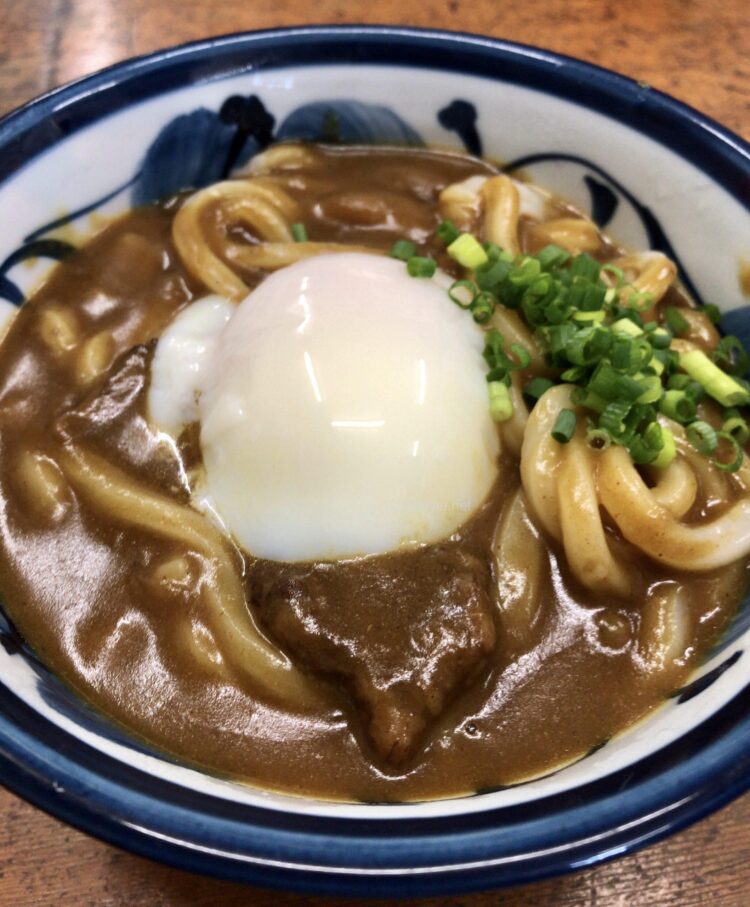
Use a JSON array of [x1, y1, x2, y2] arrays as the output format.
[[0, 1, 748, 904]]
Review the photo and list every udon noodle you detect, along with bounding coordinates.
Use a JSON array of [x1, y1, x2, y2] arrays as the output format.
[[0, 142, 746, 801]]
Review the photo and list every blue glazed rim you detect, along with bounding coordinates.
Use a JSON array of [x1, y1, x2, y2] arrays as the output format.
[[0, 25, 749, 897]]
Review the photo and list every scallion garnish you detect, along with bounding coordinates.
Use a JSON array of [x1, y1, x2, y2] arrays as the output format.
[[436, 219, 460, 246], [448, 279, 476, 309], [665, 306, 690, 335], [389, 223, 749, 470], [713, 431, 744, 472], [679, 349, 750, 407], [552, 409, 577, 443], [507, 345, 530, 370], [712, 335, 750, 376], [585, 426, 612, 450], [524, 376, 555, 400], [722, 408, 750, 444], [390, 239, 417, 261], [447, 233, 488, 270], [291, 222, 308, 242], [659, 390, 697, 423], [407, 256, 437, 278], [652, 427, 677, 468], [686, 420, 718, 454], [471, 291, 496, 324], [488, 381, 513, 422]]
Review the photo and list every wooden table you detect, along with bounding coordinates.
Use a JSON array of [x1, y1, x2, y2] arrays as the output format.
[[0, 1, 748, 904]]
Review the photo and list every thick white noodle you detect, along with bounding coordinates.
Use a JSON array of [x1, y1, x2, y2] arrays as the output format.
[[638, 584, 690, 676], [493, 488, 546, 654], [59, 444, 317, 707], [598, 445, 750, 571]]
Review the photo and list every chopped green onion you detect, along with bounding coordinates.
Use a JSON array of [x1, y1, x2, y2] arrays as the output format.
[[611, 337, 634, 371], [712, 431, 744, 473], [600, 400, 631, 439], [407, 256, 437, 278], [612, 318, 643, 338], [722, 412, 750, 444], [652, 427, 677, 468], [510, 344, 532, 369], [684, 379, 705, 402], [628, 420, 665, 464], [390, 239, 417, 261], [524, 377, 555, 401], [448, 279, 477, 309], [664, 306, 690, 335], [649, 353, 666, 376], [571, 386, 607, 413], [471, 291, 496, 324], [436, 220, 460, 246], [536, 244, 570, 271], [447, 233, 488, 269], [552, 408, 577, 443], [483, 242, 511, 262], [668, 374, 691, 391], [291, 222, 308, 242], [573, 310, 606, 323], [569, 253, 601, 282], [588, 362, 644, 403], [602, 263, 625, 284], [713, 334, 750, 376], [488, 381, 513, 422], [648, 326, 673, 349], [509, 256, 543, 288], [679, 349, 750, 406], [585, 426, 612, 449], [636, 374, 662, 404], [475, 258, 512, 290], [627, 290, 656, 313], [561, 365, 587, 382], [686, 420, 718, 454], [387, 226, 747, 476], [566, 326, 612, 365], [703, 303, 722, 325], [659, 390, 696, 423], [483, 329, 507, 369]]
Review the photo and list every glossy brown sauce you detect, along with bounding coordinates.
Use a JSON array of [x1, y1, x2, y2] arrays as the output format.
[[0, 146, 745, 802]]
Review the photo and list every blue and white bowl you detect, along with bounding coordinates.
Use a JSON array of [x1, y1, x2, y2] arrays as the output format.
[[0, 26, 749, 897]]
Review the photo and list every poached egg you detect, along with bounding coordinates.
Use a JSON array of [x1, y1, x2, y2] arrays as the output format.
[[149, 253, 500, 561]]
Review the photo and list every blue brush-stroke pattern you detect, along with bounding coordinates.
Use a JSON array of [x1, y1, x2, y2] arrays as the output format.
[[584, 175, 619, 228], [132, 109, 260, 207], [0, 238, 76, 306], [24, 174, 139, 243], [721, 307, 750, 351], [503, 152, 707, 308], [438, 100, 482, 156], [674, 651, 743, 704], [0, 275, 22, 306], [277, 100, 422, 145]]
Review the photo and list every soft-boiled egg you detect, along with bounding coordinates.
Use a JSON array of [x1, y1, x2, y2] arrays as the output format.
[[149, 253, 500, 561]]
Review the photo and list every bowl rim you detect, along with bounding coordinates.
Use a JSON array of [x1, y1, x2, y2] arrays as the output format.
[[0, 24, 749, 897]]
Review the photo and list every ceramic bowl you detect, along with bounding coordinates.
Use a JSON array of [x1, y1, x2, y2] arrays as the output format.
[[0, 26, 749, 897]]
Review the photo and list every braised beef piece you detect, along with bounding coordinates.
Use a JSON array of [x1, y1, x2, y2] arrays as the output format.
[[251, 547, 497, 765]]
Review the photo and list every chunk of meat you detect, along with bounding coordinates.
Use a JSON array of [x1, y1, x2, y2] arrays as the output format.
[[251, 546, 497, 764]]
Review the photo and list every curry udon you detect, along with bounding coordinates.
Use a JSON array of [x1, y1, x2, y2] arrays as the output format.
[[0, 143, 746, 801]]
